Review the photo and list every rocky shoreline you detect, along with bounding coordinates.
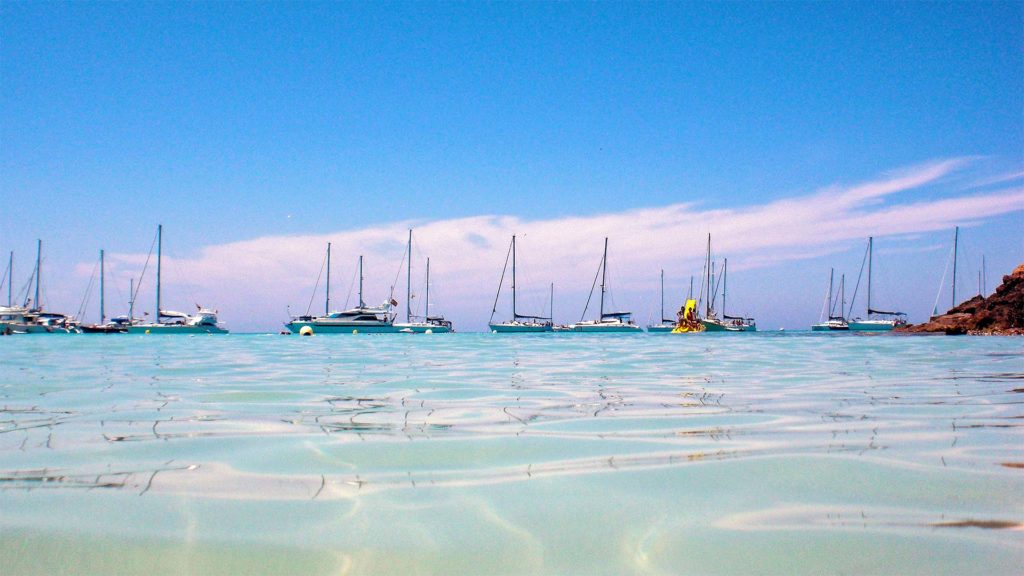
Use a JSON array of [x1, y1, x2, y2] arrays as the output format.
[[897, 264, 1024, 335]]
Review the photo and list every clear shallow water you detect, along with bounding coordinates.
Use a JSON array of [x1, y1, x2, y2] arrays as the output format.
[[1, 332, 1021, 575]]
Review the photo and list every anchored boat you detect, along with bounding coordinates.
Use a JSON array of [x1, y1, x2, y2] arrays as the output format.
[[847, 237, 907, 331], [286, 248, 400, 334], [811, 268, 849, 331], [571, 238, 642, 333], [125, 225, 228, 334], [647, 269, 678, 333], [488, 235, 553, 333], [394, 229, 452, 333]]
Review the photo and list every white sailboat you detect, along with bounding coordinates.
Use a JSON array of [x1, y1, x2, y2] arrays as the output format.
[[848, 237, 906, 331], [647, 269, 677, 332], [571, 238, 642, 333], [286, 248, 400, 334], [126, 225, 228, 334], [488, 235, 553, 333], [394, 229, 453, 333], [811, 268, 849, 331]]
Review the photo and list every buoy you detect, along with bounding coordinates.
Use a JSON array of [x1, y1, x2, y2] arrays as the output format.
[[425, 329, 433, 334], [352, 329, 358, 334], [144, 329, 150, 334], [492, 330, 497, 334], [299, 326, 313, 336]]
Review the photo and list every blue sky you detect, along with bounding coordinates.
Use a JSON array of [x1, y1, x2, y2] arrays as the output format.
[[2, 1, 1021, 331]]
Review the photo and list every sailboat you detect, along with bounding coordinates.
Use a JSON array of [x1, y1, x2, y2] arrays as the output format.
[[847, 237, 907, 331], [0, 240, 81, 334], [125, 225, 228, 334], [811, 268, 849, 331], [286, 247, 400, 334], [394, 230, 453, 333], [570, 238, 642, 332], [488, 235, 553, 333], [647, 269, 677, 333], [81, 249, 127, 333], [700, 239, 756, 331]]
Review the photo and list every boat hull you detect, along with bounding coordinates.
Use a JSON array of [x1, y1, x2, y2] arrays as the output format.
[[393, 323, 452, 334], [571, 322, 643, 333], [489, 323, 553, 333], [847, 320, 899, 331], [126, 324, 228, 334], [285, 321, 402, 334], [702, 319, 756, 332], [811, 323, 849, 331]]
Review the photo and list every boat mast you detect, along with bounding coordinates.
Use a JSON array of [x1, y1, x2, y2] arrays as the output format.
[[550, 282, 554, 324], [599, 237, 608, 319], [705, 234, 711, 318], [7, 251, 11, 307], [406, 230, 412, 323], [358, 255, 364, 308], [951, 226, 958, 308], [827, 268, 834, 319], [722, 258, 728, 318], [425, 258, 431, 318], [34, 239, 41, 310], [129, 278, 134, 324], [511, 235, 517, 320], [867, 237, 873, 317], [156, 224, 162, 319], [100, 249, 106, 323], [688, 275, 693, 299], [325, 242, 331, 315], [982, 254, 986, 295], [840, 274, 846, 320], [660, 269, 665, 322]]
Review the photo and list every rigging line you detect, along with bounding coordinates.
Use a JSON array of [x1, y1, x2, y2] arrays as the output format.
[[131, 228, 159, 313], [848, 242, 870, 316], [580, 253, 604, 322], [489, 238, 513, 324], [0, 259, 8, 294], [19, 269, 35, 307], [76, 259, 100, 320], [932, 242, 954, 316], [390, 243, 407, 303], [819, 280, 830, 323], [304, 249, 328, 317], [344, 264, 356, 310]]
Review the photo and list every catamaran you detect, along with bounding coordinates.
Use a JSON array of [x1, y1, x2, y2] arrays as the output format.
[[647, 269, 677, 332], [847, 237, 907, 331], [571, 238, 642, 332], [394, 229, 452, 333], [125, 225, 228, 334], [285, 247, 400, 334], [811, 268, 849, 331], [488, 235, 553, 333]]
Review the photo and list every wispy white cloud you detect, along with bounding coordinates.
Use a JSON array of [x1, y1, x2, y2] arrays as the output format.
[[90, 158, 1024, 330]]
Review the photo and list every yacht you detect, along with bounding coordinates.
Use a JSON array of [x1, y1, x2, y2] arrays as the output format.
[[125, 225, 229, 334], [488, 235, 553, 333], [571, 238, 642, 333], [285, 249, 400, 334], [811, 268, 850, 331], [847, 237, 907, 331], [647, 269, 677, 332], [393, 230, 452, 333]]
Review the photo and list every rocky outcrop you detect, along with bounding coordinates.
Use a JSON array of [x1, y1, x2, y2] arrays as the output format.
[[898, 264, 1024, 335]]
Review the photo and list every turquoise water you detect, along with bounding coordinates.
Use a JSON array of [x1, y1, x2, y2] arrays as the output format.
[[1, 333, 1021, 574]]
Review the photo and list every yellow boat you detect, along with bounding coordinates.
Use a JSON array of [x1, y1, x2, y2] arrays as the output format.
[[671, 299, 705, 333]]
